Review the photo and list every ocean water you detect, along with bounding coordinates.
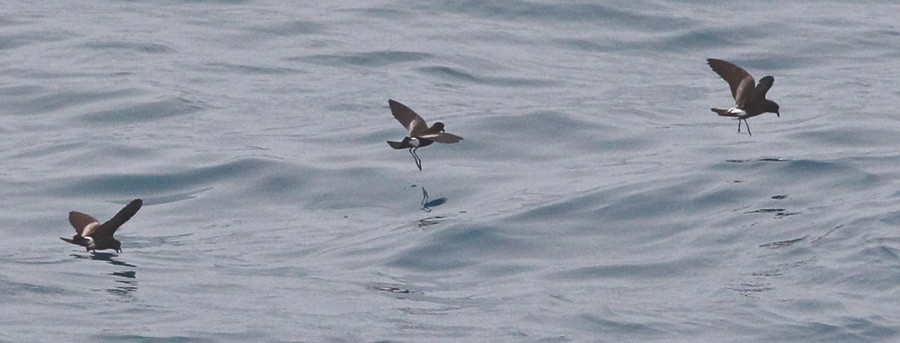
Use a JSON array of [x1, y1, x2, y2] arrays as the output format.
[[2, 1, 899, 341]]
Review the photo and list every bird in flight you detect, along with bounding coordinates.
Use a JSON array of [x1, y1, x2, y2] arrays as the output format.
[[708, 58, 780, 136], [61, 198, 142, 253], [386, 99, 463, 170]]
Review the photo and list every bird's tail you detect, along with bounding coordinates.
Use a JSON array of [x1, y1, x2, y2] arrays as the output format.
[[711, 108, 739, 117], [60, 236, 89, 246], [387, 137, 412, 149]]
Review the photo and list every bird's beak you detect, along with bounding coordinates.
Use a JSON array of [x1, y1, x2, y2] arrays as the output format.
[[776, 111, 780, 117]]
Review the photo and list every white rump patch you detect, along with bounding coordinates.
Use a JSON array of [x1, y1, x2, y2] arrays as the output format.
[[727, 108, 747, 116]]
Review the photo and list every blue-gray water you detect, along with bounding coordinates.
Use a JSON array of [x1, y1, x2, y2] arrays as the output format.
[[2, 1, 899, 342]]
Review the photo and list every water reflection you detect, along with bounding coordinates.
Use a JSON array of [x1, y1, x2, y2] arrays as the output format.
[[70, 252, 138, 297], [71, 252, 136, 268], [725, 158, 788, 163], [419, 187, 447, 212], [107, 275, 138, 297], [418, 215, 445, 228]]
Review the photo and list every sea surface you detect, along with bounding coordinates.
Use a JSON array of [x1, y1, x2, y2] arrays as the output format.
[[2, 1, 899, 342]]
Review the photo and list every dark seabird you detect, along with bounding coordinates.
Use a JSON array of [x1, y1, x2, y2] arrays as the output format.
[[708, 58, 780, 135], [61, 199, 142, 253], [386, 99, 463, 170]]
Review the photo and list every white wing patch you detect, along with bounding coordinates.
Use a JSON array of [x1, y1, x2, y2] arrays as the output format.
[[81, 222, 102, 237]]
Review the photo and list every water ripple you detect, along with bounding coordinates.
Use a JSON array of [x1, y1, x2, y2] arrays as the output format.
[[300, 50, 433, 67], [416, 65, 553, 87]]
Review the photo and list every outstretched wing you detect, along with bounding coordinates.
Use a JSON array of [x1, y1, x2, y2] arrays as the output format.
[[707, 58, 756, 107], [96, 199, 143, 238], [755, 76, 774, 98], [389, 100, 428, 136], [69, 211, 100, 236]]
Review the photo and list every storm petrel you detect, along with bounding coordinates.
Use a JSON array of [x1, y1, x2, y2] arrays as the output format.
[[386, 99, 462, 170], [61, 198, 142, 253], [708, 58, 780, 135]]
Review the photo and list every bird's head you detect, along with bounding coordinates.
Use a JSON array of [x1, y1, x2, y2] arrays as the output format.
[[432, 122, 446, 132], [767, 100, 780, 117], [112, 240, 122, 253]]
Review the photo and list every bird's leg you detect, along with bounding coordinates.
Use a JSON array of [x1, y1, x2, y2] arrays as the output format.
[[745, 119, 752, 136], [737, 119, 742, 133], [409, 147, 422, 171], [414, 149, 422, 171]]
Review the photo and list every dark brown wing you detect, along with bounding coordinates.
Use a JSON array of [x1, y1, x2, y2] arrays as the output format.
[[708, 58, 756, 107], [69, 211, 100, 235], [96, 199, 143, 238], [755, 76, 774, 98], [389, 100, 428, 136]]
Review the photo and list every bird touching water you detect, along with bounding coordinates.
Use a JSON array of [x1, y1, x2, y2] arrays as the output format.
[[60, 198, 142, 253]]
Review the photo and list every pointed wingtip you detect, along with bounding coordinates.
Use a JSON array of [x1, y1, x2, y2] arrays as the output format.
[[706, 58, 737, 71], [103, 198, 143, 233], [123, 198, 143, 214], [122, 198, 143, 216]]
